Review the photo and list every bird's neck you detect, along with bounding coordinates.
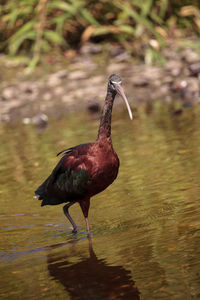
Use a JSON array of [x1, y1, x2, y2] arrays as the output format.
[[97, 89, 116, 141]]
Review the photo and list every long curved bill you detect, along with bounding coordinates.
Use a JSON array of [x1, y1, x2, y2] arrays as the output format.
[[113, 83, 133, 120]]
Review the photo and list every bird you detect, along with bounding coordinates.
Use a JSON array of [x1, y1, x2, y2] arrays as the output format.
[[34, 74, 132, 234]]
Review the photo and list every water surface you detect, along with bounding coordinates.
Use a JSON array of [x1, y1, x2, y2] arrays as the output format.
[[0, 106, 200, 299]]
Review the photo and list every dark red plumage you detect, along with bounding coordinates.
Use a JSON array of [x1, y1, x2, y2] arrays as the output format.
[[35, 74, 132, 234]]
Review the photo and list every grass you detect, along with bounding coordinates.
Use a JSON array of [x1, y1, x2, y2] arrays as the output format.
[[0, 0, 199, 69]]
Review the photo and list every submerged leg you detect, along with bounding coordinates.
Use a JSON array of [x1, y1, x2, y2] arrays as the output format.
[[63, 202, 78, 233], [85, 218, 90, 235], [79, 198, 90, 235]]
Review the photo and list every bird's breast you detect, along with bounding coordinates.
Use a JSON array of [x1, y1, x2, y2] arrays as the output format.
[[87, 145, 119, 196]]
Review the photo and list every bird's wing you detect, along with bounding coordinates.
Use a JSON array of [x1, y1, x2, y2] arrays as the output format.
[[35, 143, 93, 205], [54, 144, 93, 194], [56, 143, 90, 157]]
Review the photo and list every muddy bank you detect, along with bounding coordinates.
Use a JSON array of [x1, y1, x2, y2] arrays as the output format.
[[0, 43, 200, 124]]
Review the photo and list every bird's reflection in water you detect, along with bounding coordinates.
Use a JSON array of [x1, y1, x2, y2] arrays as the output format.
[[47, 238, 140, 300]]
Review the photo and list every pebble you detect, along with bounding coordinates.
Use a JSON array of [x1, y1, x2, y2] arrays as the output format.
[[53, 69, 68, 79], [114, 52, 130, 63], [54, 86, 64, 96], [87, 101, 101, 113], [89, 75, 104, 85], [107, 63, 126, 73], [132, 78, 149, 87], [68, 70, 87, 80], [43, 92, 52, 101], [165, 60, 182, 77], [23, 118, 31, 124], [2, 87, 15, 100], [47, 75, 62, 87], [32, 113, 48, 127], [182, 48, 200, 64], [181, 78, 200, 101], [62, 95, 73, 104], [171, 79, 188, 92], [189, 62, 200, 76], [80, 43, 102, 55], [0, 114, 10, 122]]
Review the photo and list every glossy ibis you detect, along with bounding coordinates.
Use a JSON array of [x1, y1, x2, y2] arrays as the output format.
[[35, 74, 132, 234]]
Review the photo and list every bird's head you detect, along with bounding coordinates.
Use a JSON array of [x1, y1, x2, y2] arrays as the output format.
[[108, 74, 133, 120]]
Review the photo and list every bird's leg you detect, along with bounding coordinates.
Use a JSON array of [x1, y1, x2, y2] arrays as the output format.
[[79, 198, 91, 235], [85, 217, 90, 235], [63, 202, 78, 233]]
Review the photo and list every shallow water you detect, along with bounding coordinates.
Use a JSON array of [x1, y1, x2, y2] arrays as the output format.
[[0, 106, 200, 300]]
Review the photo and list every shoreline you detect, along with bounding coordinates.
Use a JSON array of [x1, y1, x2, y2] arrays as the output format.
[[1, 42, 200, 124]]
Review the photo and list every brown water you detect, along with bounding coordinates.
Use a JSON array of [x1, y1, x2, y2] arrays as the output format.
[[0, 106, 200, 300]]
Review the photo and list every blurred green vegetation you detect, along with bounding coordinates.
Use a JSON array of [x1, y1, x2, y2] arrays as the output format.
[[0, 0, 200, 68]]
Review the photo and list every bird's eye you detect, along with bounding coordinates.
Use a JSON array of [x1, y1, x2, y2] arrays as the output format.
[[110, 81, 116, 90], [110, 82, 115, 88], [110, 80, 122, 90]]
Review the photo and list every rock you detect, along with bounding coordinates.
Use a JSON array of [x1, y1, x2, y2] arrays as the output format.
[[54, 86, 65, 96], [62, 95, 74, 104], [181, 78, 200, 101], [149, 39, 160, 51], [142, 67, 163, 82], [151, 84, 169, 99], [0, 114, 10, 123], [163, 48, 179, 60], [171, 68, 181, 77], [132, 78, 149, 87], [69, 59, 97, 71], [72, 88, 87, 98], [107, 63, 126, 73], [2, 99, 21, 110], [47, 70, 68, 87], [48, 77, 62, 87], [43, 92, 52, 101], [23, 117, 31, 124], [114, 52, 130, 63], [47, 75, 62, 87], [171, 79, 188, 92], [173, 109, 183, 115], [64, 50, 77, 60], [89, 75, 104, 85], [87, 100, 101, 114], [19, 82, 39, 101], [68, 70, 87, 80], [32, 113, 48, 127], [110, 46, 125, 57], [162, 76, 173, 84], [182, 48, 200, 64], [2, 87, 16, 100], [171, 77, 200, 104], [189, 62, 200, 76], [53, 69, 68, 79], [20, 82, 37, 93], [165, 60, 182, 77], [80, 43, 102, 55]]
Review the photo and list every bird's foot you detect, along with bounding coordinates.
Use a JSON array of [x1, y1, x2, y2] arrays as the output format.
[[71, 227, 78, 234]]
